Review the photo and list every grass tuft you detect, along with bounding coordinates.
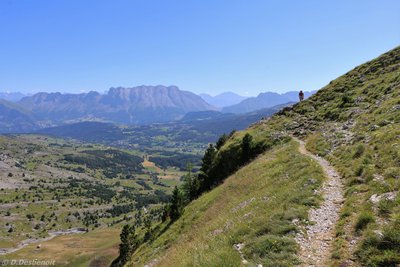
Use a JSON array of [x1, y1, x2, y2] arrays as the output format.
[[354, 211, 375, 233]]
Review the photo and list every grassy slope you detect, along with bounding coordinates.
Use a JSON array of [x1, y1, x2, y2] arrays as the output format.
[[128, 46, 400, 266], [274, 46, 400, 266], [130, 141, 324, 267]]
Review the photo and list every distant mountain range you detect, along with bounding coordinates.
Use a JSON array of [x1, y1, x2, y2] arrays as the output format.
[[0, 86, 315, 133], [221, 90, 315, 114], [0, 99, 39, 133], [17, 85, 215, 125], [0, 92, 30, 102], [199, 92, 247, 108]]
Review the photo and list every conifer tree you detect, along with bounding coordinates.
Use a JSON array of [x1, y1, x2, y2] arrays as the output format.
[[241, 133, 253, 163], [215, 133, 228, 150], [199, 144, 216, 190], [114, 224, 139, 266], [182, 163, 200, 202], [169, 186, 184, 220]]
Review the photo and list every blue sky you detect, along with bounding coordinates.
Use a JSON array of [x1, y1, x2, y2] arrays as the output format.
[[0, 0, 399, 96]]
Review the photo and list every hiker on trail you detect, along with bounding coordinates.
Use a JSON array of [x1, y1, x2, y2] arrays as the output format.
[[299, 90, 304, 102]]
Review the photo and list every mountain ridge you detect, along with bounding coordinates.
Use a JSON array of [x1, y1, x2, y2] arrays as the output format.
[[18, 85, 216, 125], [0, 92, 30, 102], [0, 99, 40, 133]]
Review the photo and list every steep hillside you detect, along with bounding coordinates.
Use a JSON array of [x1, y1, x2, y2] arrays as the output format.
[[130, 141, 324, 267], [18, 86, 215, 125], [125, 46, 400, 266], [0, 99, 39, 133]]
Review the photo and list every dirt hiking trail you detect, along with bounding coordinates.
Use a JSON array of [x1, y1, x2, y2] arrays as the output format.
[[293, 137, 344, 267]]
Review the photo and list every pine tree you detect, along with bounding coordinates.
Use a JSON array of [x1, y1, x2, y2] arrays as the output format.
[[169, 186, 184, 221], [200, 144, 216, 174], [117, 224, 139, 265], [241, 133, 253, 163], [143, 216, 153, 241], [216, 133, 228, 150], [182, 163, 200, 202], [191, 175, 200, 200], [199, 144, 216, 190], [161, 204, 170, 222]]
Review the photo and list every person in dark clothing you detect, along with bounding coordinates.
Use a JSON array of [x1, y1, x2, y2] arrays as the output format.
[[299, 90, 304, 101]]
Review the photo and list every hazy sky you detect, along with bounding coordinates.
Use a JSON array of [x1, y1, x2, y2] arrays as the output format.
[[0, 0, 399, 96]]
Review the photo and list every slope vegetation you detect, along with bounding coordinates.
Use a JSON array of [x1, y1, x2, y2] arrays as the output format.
[[130, 141, 325, 267], [127, 46, 400, 266]]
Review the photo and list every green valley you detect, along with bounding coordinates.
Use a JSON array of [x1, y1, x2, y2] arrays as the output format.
[[0, 134, 194, 266]]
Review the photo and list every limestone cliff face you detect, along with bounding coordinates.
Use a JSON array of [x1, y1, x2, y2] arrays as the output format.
[[18, 85, 216, 124]]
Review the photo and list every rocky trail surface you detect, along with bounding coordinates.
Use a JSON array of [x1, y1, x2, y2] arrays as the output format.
[[293, 137, 344, 267]]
